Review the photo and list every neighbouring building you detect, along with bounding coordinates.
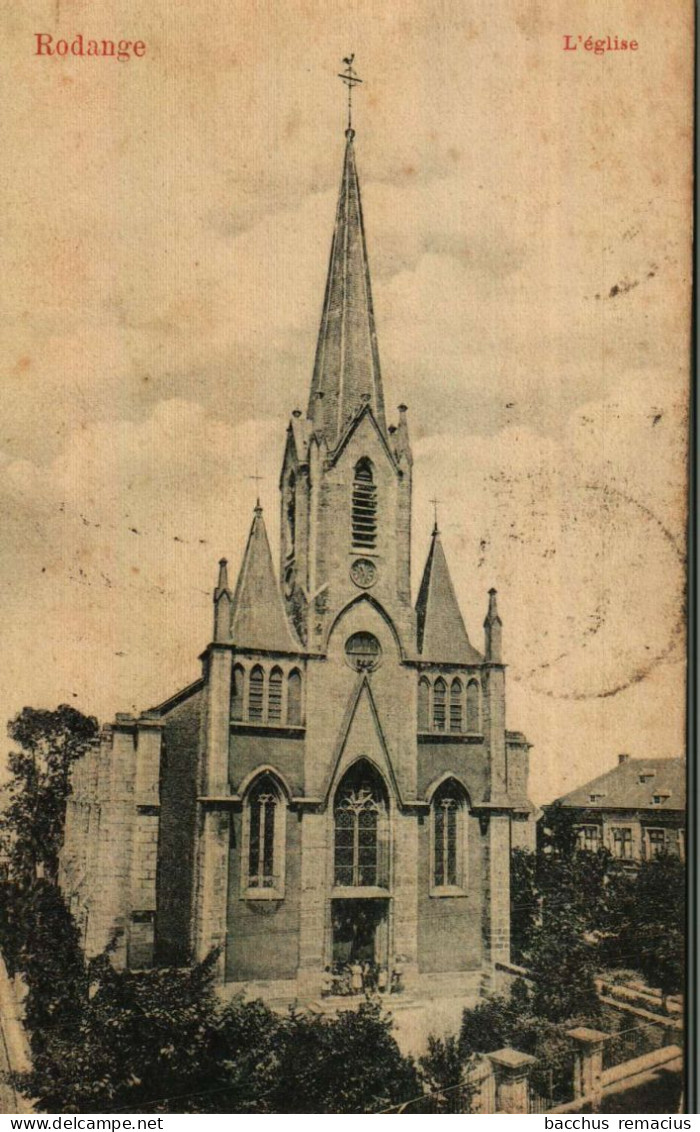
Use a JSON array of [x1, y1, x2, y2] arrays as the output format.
[[543, 754, 685, 866], [60, 113, 536, 1001]]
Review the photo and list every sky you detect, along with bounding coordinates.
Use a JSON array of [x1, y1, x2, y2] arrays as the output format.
[[0, 0, 691, 803]]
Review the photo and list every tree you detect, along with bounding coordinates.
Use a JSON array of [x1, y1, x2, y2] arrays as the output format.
[[528, 923, 600, 1022], [510, 848, 539, 961], [16, 950, 223, 1113], [266, 1002, 419, 1114], [1, 706, 99, 885], [13, 932, 419, 1115], [536, 805, 611, 939], [602, 853, 685, 999]]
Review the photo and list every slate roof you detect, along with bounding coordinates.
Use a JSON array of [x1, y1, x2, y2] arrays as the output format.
[[415, 526, 483, 665], [307, 129, 387, 447], [552, 757, 685, 812], [229, 505, 300, 652]]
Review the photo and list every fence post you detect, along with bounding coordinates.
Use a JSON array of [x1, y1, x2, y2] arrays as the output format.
[[487, 1048, 537, 1113], [567, 1027, 608, 1109]]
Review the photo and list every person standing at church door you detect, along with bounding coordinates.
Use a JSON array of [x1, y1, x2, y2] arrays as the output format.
[[350, 960, 363, 995]]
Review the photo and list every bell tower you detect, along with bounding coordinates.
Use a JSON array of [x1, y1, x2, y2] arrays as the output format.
[[279, 64, 414, 651]]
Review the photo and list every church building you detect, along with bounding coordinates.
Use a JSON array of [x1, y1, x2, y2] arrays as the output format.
[[60, 107, 536, 1002]]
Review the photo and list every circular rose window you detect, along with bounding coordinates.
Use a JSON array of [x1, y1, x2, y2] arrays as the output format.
[[345, 631, 382, 672]]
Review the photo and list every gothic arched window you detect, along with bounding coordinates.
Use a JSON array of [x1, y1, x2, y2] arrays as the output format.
[[418, 676, 430, 731], [352, 458, 377, 549], [243, 773, 286, 899], [287, 669, 302, 726], [450, 678, 463, 732], [433, 677, 447, 731], [432, 779, 468, 891], [334, 761, 389, 889], [231, 664, 245, 722], [466, 680, 480, 732], [249, 665, 265, 722], [286, 472, 296, 559], [268, 667, 283, 723]]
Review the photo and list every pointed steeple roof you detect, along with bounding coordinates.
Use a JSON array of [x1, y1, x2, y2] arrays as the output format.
[[416, 526, 482, 664], [229, 504, 300, 651], [307, 128, 386, 447]]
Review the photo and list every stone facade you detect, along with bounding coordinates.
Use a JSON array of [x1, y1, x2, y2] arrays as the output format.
[[60, 123, 536, 1000]]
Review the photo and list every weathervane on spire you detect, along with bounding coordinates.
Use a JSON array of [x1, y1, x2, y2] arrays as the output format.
[[338, 55, 362, 134], [430, 496, 442, 534]]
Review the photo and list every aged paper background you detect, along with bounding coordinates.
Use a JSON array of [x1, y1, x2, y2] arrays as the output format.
[[0, 0, 691, 802]]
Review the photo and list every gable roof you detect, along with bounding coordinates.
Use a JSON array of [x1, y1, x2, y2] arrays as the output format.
[[415, 526, 482, 664], [229, 504, 300, 652], [321, 675, 403, 807], [552, 757, 686, 812]]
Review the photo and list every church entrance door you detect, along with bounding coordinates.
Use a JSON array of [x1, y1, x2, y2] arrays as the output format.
[[331, 898, 389, 967]]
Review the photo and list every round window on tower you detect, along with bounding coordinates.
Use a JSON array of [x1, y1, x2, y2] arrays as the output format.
[[345, 632, 382, 673]]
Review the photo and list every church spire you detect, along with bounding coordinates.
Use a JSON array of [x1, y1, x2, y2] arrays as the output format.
[[307, 63, 387, 447], [416, 526, 482, 664], [228, 504, 300, 651]]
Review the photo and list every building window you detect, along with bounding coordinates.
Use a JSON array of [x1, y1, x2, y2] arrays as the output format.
[[352, 458, 377, 549], [646, 828, 666, 859], [333, 761, 389, 889], [652, 793, 670, 806], [286, 472, 296, 559], [287, 668, 302, 726], [433, 678, 447, 731], [450, 679, 463, 732], [268, 667, 283, 723], [249, 665, 265, 721], [466, 680, 480, 732], [431, 779, 467, 892], [611, 827, 633, 859], [231, 664, 245, 721], [577, 825, 601, 852], [345, 632, 382, 672], [243, 774, 286, 899], [418, 677, 430, 730]]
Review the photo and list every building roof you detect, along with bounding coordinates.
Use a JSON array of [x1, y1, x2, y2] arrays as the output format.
[[551, 756, 686, 813], [415, 526, 482, 665], [306, 129, 387, 448], [229, 504, 300, 652]]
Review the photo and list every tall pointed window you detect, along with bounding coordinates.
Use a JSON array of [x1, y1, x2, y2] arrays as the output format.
[[431, 779, 468, 892], [418, 677, 430, 730], [287, 669, 302, 726], [352, 459, 377, 549], [243, 773, 286, 899], [231, 664, 245, 722], [450, 678, 463, 732], [268, 667, 283, 723], [334, 761, 389, 889], [433, 678, 447, 731], [286, 472, 296, 559], [249, 666, 265, 722], [466, 680, 480, 732]]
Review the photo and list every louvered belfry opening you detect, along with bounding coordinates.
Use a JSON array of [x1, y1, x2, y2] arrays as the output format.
[[352, 458, 377, 548]]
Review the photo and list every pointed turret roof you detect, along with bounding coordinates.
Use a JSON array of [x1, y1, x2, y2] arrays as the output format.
[[416, 526, 482, 664], [229, 504, 300, 651], [307, 128, 386, 447]]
